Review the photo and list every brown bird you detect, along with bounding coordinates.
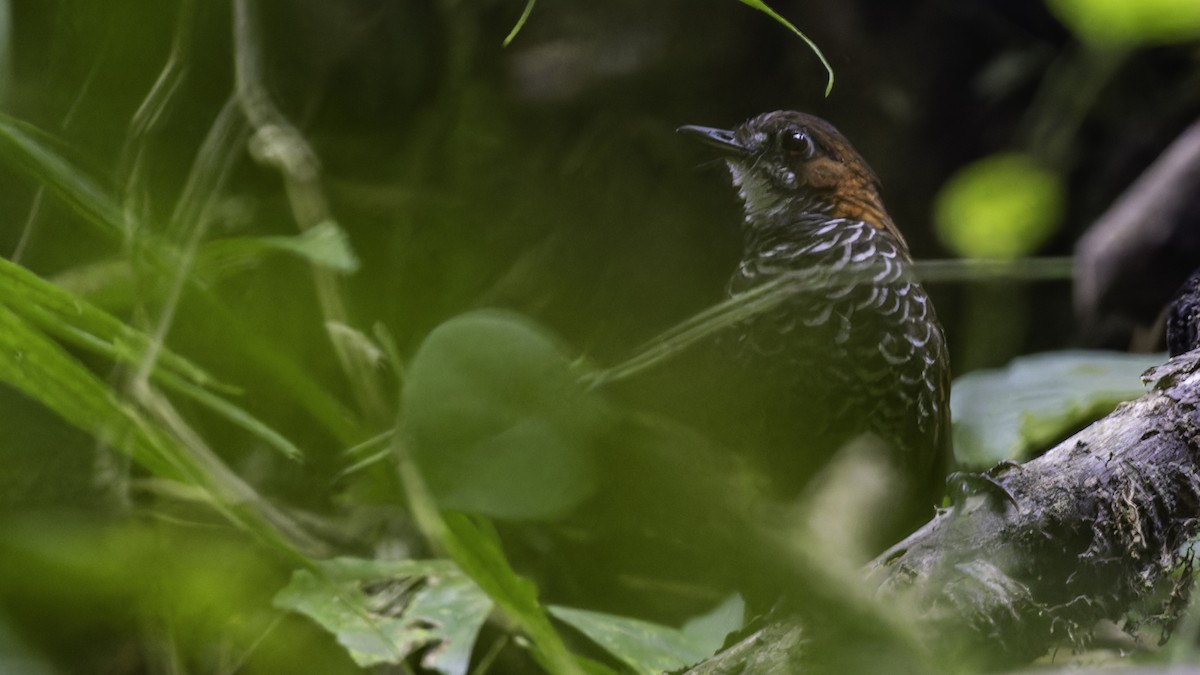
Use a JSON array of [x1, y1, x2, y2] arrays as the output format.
[[678, 111, 952, 530]]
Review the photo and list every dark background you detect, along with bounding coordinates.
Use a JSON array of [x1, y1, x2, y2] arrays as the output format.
[[6, 0, 1197, 380]]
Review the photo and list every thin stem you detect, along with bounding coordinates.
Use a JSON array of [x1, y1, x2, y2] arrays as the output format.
[[230, 0, 389, 424], [587, 256, 1074, 388]]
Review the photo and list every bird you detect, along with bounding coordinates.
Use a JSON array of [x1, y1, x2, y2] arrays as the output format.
[[1167, 268, 1200, 357], [677, 111, 952, 533]]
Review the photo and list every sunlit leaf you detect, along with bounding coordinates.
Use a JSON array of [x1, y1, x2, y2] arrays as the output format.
[[402, 310, 609, 520], [275, 557, 491, 674], [1048, 0, 1200, 45], [934, 153, 1064, 259], [951, 351, 1163, 467]]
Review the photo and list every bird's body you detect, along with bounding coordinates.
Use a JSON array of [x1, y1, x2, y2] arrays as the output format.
[[515, 112, 952, 620], [1168, 269, 1200, 357], [681, 111, 951, 519]]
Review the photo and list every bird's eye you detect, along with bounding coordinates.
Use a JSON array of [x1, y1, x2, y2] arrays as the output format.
[[781, 129, 813, 157]]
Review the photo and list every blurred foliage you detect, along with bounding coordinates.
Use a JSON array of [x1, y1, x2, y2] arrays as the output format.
[[951, 350, 1164, 467], [402, 311, 608, 521], [0, 515, 361, 673], [1048, 0, 1200, 45], [0, 0, 1198, 672], [934, 153, 1065, 259]]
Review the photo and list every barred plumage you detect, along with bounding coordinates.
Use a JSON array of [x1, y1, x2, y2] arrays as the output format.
[[680, 111, 951, 522]]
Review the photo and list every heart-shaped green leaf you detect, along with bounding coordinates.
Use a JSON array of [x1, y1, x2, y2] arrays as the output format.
[[402, 310, 609, 520]]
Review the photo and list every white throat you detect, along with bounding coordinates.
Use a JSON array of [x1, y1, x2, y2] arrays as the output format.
[[727, 160, 788, 220]]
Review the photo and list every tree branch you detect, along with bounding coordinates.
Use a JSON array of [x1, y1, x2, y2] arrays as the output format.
[[687, 350, 1200, 672]]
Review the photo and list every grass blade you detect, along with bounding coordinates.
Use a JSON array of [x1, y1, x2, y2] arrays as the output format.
[[737, 1, 835, 95]]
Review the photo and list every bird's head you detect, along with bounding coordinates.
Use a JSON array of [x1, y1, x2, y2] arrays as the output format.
[[679, 111, 902, 242]]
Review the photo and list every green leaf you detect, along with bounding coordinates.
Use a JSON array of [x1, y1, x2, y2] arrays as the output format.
[[951, 351, 1163, 467], [243, 221, 361, 272], [274, 557, 492, 674], [439, 513, 588, 675], [402, 310, 608, 520], [0, 112, 130, 237], [0, 257, 219, 389], [0, 257, 308, 461], [54, 224, 359, 308], [50, 258, 141, 310], [549, 596, 742, 675], [0, 117, 352, 448], [338, 429, 395, 479], [325, 321, 385, 371], [1047, 0, 1200, 45], [0, 302, 180, 479], [164, 376, 304, 461], [0, 296, 311, 547], [0, 265, 324, 558], [934, 153, 1064, 259], [191, 292, 364, 446], [503, 0, 537, 46], [737, 0, 834, 96], [680, 594, 745, 655]]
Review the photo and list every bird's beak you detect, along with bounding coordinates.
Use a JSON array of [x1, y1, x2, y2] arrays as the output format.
[[677, 125, 750, 157]]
